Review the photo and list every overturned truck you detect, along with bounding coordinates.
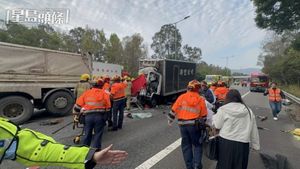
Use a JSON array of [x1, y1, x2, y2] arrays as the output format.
[[0, 42, 92, 124]]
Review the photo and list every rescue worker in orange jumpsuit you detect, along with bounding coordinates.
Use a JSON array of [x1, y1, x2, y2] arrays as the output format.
[[214, 81, 229, 110], [110, 75, 127, 131], [264, 82, 285, 120], [73, 79, 111, 149], [168, 80, 208, 169], [103, 75, 113, 127]]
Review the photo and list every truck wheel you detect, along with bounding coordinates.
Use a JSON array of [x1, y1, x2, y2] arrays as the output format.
[[45, 91, 74, 116], [0, 96, 33, 124]]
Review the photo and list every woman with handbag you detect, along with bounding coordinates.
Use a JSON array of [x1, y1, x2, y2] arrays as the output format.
[[212, 89, 260, 169]]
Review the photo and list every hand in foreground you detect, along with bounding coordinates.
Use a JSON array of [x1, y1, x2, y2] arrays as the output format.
[[93, 145, 128, 165]]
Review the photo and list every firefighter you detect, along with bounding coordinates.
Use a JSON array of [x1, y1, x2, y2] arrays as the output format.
[[74, 74, 91, 99], [214, 81, 229, 110], [103, 75, 113, 127], [264, 82, 286, 120], [168, 80, 208, 169], [73, 79, 111, 149], [0, 117, 128, 169], [124, 76, 132, 110], [110, 75, 127, 131]]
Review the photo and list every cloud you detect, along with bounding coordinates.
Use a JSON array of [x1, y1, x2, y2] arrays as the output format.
[[0, 0, 267, 69]]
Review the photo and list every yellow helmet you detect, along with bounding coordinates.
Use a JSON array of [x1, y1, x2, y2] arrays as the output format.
[[187, 80, 201, 90], [80, 74, 90, 81]]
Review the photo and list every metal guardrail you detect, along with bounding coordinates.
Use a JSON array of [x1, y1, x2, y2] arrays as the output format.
[[283, 90, 300, 105]]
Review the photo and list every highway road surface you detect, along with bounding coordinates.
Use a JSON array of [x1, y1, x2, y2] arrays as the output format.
[[2, 86, 300, 169]]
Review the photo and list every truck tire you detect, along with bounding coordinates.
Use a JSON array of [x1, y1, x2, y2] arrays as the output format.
[[45, 91, 74, 116], [0, 96, 33, 124]]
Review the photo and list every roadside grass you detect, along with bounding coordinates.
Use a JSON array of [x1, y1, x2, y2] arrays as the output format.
[[281, 84, 300, 98]]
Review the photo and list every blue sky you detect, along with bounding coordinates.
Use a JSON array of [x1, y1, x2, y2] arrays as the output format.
[[0, 0, 267, 69]]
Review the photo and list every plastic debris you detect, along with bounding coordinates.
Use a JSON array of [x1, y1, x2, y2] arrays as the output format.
[[131, 112, 153, 119]]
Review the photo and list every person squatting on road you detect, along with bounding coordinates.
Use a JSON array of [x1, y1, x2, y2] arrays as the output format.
[[212, 89, 260, 169], [168, 80, 208, 169], [73, 79, 111, 149], [0, 117, 128, 169], [264, 82, 286, 121], [110, 75, 127, 131], [74, 74, 91, 99]]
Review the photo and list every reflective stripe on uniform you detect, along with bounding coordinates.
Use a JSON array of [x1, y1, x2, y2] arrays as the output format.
[[177, 106, 200, 114], [177, 120, 196, 125], [84, 109, 107, 114], [85, 102, 104, 107]]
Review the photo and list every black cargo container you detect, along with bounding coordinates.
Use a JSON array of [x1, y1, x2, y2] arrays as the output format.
[[158, 59, 196, 96], [138, 59, 196, 107]]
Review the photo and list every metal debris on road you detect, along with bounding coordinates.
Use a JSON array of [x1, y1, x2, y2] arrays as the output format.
[[258, 126, 270, 131], [256, 115, 268, 121]]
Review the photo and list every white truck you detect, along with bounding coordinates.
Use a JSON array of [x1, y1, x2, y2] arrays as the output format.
[[0, 42, 94, 124], [92, 62, 123, 78]]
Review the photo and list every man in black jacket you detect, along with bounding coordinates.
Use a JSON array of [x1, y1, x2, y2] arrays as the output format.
[[200, 81, 215, 104]]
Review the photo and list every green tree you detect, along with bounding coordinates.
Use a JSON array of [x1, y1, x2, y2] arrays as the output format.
[[252, 0, 300, 33], [183, 44, 202, 62], [151, 24, 183, 60], [105, 33, 123, 64], [122, 33, 147, 76]]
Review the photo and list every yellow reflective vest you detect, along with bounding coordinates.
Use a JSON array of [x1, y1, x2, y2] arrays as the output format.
[[0, 117, 97, 169]]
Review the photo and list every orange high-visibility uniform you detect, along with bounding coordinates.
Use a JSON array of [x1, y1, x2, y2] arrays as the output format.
[[172, 91, 207, 120], [75, 88, 111, 113], [268, 88, 282, 102], [214, 87, 229, 101], [111, 82, 127, 100]]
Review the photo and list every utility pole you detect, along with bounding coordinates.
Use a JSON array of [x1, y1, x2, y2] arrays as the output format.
[[166, 15, 190, 60], [221, 55, 235, 76]]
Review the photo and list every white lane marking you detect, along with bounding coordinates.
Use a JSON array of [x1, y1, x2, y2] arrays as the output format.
[[135, 90, 251, 169], [135, 138, 182, 169], [242, 91, 250, 98]]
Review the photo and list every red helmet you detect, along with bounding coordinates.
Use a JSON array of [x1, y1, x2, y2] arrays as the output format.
[[94, 79, 104, 88]]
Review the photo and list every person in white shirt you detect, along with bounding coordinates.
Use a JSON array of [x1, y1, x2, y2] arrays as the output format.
[[212, 89, 260, 169]]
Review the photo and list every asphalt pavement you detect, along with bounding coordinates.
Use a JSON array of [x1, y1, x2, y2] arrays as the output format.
[[2, 86, 300, 169]]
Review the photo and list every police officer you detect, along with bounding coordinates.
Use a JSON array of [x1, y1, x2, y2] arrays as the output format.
[[0, 117, 128, 169], [110, 75, 127, 131], [74, 74, 91, 99], [74, 79, 111, 149], [168, 80, 208, 169]]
